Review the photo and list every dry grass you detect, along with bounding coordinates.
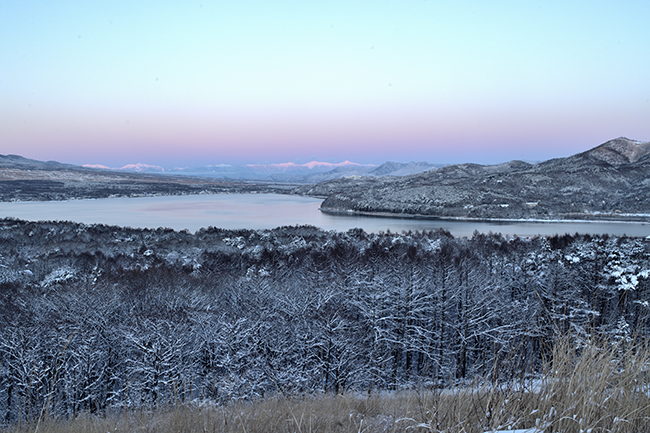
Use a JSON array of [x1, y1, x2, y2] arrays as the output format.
[[7, 337, 650, 433], [7, 395, 412, 433]]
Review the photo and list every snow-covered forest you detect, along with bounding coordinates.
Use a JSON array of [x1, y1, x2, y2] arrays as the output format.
[[1, 218, 649, 423]]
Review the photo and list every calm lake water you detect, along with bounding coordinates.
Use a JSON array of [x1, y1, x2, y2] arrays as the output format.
[[1, 193, 649, 238]]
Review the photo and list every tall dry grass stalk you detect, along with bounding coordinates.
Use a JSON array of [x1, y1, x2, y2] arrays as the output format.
[[6, 336, 650, 433], [527, 336, 650, 432]]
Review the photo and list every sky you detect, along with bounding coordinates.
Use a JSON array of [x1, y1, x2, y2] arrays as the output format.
[[1, 1, 649, 168]]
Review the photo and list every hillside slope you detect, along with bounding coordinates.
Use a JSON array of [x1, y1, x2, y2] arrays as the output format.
[[0, 155, 294, 201], [300, 137, 650, 221]]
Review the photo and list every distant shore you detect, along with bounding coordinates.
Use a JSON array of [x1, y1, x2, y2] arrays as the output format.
[[319, 206, 650, 225]]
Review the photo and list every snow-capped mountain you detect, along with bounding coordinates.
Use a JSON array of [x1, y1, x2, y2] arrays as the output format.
[[245, 160, 368, 172], [118, 163, 166, 172], [170, 160, 377, 181], [164, 160, 439, 182], [77, 159, 439, 182], [82, 163, 166, 172]]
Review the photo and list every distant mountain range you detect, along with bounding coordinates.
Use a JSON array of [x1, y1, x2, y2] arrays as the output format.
[[299, 137, 650, 221], [0, 154, 291, 201], [3, 138, 649, 222], [81, 160, 439, 182], [0, 153, 438, 201]]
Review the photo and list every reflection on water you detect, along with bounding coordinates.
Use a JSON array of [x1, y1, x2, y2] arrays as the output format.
[[1, 194, 648, 237]]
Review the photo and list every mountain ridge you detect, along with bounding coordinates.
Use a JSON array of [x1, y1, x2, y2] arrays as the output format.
[[79, 159, 436, 182], [303, 137, 650, 222], [0, 154, 437, 201], [82, 160, 373, 174]]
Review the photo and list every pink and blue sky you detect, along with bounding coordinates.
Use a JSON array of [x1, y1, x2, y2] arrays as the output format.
[[1, 1, 649, 168]]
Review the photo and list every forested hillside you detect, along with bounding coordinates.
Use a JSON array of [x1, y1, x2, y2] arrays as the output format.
[[1, 218, 649, 423], [304, 137, 650, 221]]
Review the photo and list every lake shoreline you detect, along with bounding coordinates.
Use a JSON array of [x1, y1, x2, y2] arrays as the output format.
[[2, 193, 649, 237], [319, 206, 650, 225]]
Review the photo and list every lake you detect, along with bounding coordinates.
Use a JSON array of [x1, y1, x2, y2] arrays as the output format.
[[1, 193, 649, 238]]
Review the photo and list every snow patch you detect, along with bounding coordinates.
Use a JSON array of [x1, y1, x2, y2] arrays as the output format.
[[41, 267, 76, 287]]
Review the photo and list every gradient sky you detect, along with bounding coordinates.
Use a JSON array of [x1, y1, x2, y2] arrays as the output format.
[[1, 1, 649, 168]]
